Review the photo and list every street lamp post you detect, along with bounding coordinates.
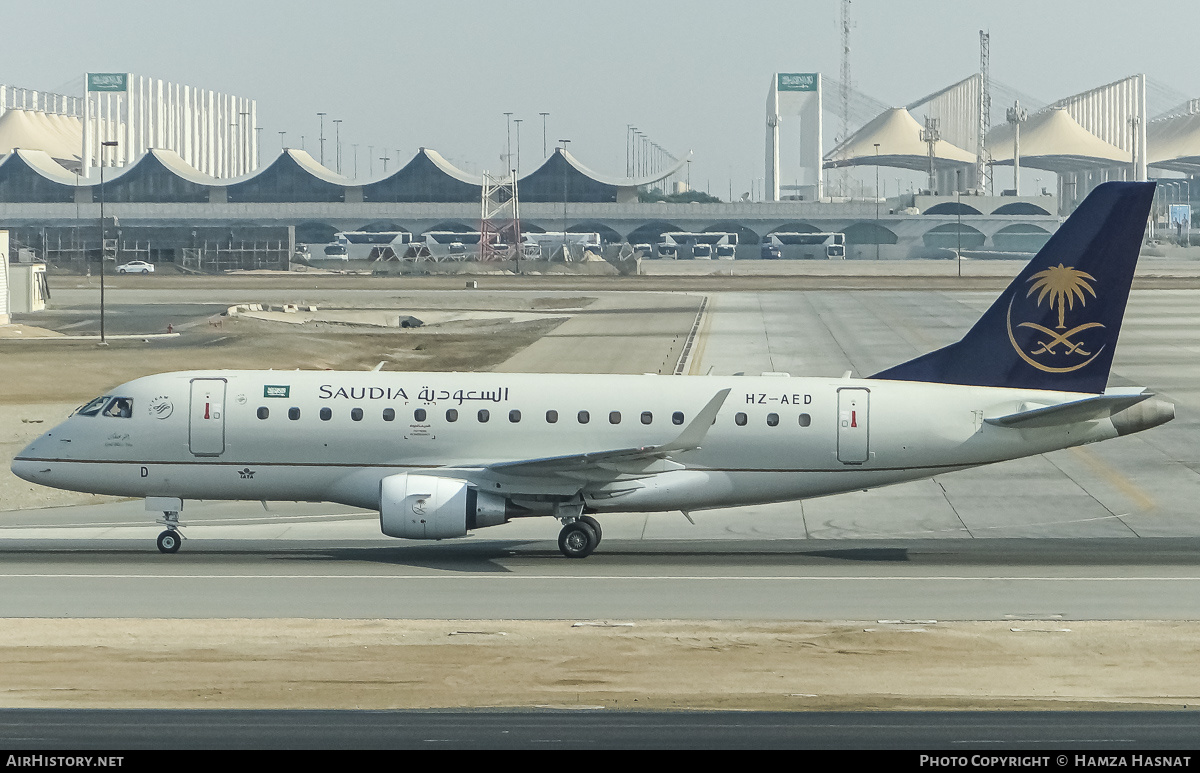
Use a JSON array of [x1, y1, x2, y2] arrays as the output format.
[[98, 140, 118, 346], [874, 143, 881, 260], [559, 139, 570, 259], [514, 118, 522, 178], [540, 112, 549, 158], [956, 169, 963, 278], [333, 119, 342, 174], [238, 111, 249, 175], [317, 112, 326, 166], [1183, 179, 1192, 247]]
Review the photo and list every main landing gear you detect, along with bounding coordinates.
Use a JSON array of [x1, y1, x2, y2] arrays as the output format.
[[558, 515, 603, 559], [156, 510, 183, 554]]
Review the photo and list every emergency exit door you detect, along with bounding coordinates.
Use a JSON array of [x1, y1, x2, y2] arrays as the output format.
[[189, 378, 227, 456], [837, 388, 869, 464]]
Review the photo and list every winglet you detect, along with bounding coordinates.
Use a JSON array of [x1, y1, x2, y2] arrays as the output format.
[[659, 388, 730, 453]]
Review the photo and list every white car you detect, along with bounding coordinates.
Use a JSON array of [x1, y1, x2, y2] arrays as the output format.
[[116, 261, 154, 274]]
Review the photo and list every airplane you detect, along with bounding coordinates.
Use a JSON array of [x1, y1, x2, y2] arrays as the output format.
[[11, 181, 1174, 558]]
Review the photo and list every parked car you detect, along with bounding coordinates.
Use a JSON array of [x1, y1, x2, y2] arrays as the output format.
[[116, 261, 154, 274]]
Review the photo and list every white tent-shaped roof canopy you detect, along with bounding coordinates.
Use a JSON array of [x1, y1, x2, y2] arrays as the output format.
[[986, 108, 1131, 174], [1148, 112, 1200, 175], [824, 107, 975, 171], [0, 109, 83, 166]]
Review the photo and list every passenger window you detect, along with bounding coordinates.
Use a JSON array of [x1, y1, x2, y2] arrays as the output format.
[[383, 408, 395, 421], [76, 396, 110, 417], [641, 411, 653, 425], [414, 409, 427, 422], [578, 410, 590, 424], [798, 413, 811, 427], [103, 398, 134, 418], [672, 411, 685, 426], [320, 407, 332, 421], [288, 407, 300, 420], [478, 409, 490, 423], [767, 413, 779, 427], [257, 407, 269, 420], [351, 408, 363, 422], [609, 411, 621, 425], [735, 412, 748, 426], [509, 410, 521, 423], [446, 409, 458, 422], [546, 410, 558, 423]]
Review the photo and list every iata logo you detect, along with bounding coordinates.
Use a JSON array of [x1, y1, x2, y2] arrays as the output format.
[[1006, 263, 1106, 373]]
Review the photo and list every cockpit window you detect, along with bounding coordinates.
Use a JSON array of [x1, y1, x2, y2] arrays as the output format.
[[75, 396, 111, 417], [102, 397, 134, 418]]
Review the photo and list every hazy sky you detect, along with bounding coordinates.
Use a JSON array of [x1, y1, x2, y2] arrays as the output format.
[[5, 0, 1199, 196]]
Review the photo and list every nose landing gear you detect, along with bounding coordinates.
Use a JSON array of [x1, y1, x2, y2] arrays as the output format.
[[156, 510, 183, 554]]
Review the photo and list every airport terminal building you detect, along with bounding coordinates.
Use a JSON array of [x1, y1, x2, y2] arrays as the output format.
[[1, 70, 1198, 269]]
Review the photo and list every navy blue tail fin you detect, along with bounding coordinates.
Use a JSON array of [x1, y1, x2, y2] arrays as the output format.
[[870, 181, 1154, 393]]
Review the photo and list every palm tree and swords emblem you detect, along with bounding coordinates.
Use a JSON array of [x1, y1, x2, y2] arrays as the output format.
[[1006, 263, 1106, 373]]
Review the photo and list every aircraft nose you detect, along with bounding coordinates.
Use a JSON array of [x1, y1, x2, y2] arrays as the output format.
[[11, 432, 52, 483]]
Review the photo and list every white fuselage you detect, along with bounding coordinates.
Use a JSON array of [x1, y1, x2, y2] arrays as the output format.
[[13, 370, 1131, 518]]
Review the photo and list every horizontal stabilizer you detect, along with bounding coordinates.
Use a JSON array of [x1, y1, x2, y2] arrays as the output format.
[[985, 389, 1153, 429]]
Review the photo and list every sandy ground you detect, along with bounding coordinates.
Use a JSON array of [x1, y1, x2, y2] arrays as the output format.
[[0, 310, 563, 513], [0, 619, 1197, 711]]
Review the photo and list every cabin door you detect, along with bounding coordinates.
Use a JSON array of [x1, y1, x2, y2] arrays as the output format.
[[836, 388, 870, 464], [189, 378, 227, 456]]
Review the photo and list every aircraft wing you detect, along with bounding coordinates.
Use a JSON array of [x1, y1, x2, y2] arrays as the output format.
[[483, 388, 731, 479], [985, 388, 1153, 429]]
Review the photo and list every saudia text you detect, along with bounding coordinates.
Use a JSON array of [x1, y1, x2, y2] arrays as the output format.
[[318, 386, 510, 404]]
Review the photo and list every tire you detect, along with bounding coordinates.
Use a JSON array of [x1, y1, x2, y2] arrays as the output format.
[[558, 521, 598, 558], [141, 269, 149, 274], [579, 515, 603, 544], [157, 530, 181, 554], [118, 269, 127, 274]]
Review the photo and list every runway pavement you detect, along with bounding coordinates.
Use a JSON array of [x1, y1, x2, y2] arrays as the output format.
[[4, 709, 1198, 749], [3, 279, 1200, 621]]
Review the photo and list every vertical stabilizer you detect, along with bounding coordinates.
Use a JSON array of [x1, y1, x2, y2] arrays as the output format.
[[871, 181, 1154, 393]]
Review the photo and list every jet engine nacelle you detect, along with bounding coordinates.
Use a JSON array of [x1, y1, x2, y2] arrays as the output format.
[[379, 473, 509, 539]]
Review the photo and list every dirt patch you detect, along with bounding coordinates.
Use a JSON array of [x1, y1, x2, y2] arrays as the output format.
[[0, 619, 1196, 711], [0, 314, 563, 511]]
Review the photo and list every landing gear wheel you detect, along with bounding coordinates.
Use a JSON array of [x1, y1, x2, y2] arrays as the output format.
[[558, 520, 599, 558], [579, 515, 602, 544], [157, 530, 181, 554]]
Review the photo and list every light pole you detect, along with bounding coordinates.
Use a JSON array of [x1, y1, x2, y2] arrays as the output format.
[[279, 131, 286, 150], [540, 112, 549, 158], [317, 112, 326, 166], [1181, 179, 1192, 247], [333, 119, 342, 174], [98, 140, 118, 346], [874, 143, 881, 260], [514, 118, 522, 178], [956, 168, 963, 278], [559, 139, 570, 259], [504, 112, 513, 174], [239, 111, 249, 174]]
